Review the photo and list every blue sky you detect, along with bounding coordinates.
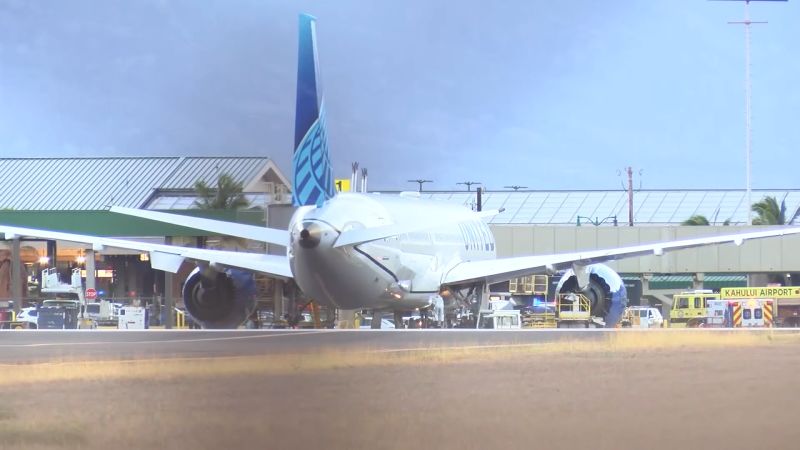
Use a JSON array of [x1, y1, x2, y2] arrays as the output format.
[[0, 0, 797, 191]]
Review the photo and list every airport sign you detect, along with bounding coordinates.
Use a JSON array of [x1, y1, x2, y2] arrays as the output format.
[[721, 287, 800, 299]]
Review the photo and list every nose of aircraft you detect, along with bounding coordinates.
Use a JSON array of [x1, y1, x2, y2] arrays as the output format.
[[299, 222, 323, 249], [295, 220, 338, 250]]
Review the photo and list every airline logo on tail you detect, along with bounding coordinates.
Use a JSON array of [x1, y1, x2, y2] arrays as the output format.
[[292, 14, 335, 207]]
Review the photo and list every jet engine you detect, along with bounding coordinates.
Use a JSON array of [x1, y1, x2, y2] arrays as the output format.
[[182, 267, 257, 329], [555, 264, 627, 327]]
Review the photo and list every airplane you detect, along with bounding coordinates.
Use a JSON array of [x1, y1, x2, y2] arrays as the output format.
[[2, 13, 800, 329]]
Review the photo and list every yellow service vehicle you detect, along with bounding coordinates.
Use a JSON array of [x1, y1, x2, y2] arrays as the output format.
[[668, 290, 720, 327]]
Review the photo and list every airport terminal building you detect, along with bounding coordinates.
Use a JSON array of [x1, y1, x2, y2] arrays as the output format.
[[0, 156, 798, 312], [0, 157, 292, 303]]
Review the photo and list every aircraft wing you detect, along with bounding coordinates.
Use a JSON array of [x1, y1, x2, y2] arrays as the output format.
[[442, 226, 800, 285], [0, 225, 292, 279], [109, 206, 289, 247]]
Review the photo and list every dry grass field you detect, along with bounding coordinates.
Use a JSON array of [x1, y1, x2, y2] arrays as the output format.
[[1, 331, 799, 450]]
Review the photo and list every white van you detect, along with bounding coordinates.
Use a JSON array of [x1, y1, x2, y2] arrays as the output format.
[[623, 306, 664, 328]]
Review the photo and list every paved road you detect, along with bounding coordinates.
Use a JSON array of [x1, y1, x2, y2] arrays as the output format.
[[0, 328, 796, 363]]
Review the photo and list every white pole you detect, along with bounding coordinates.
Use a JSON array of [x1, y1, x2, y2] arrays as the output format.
[[719, 0, 783, 225], [744, 0, 753, 225]]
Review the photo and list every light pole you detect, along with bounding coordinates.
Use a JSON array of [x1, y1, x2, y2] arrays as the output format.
[[576, 215, 618, 227], [457, 181, 481, 191], [407, 179, 433, 192]]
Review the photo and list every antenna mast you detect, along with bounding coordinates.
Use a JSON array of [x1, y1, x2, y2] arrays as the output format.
[[714, 0, 785, 224]]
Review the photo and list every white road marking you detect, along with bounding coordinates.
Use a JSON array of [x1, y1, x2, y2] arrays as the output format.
[[0, 330, 333, 348]]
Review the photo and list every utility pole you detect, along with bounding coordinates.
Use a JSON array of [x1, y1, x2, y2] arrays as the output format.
[[618, 166, 642, 226], [713, 0, 786, 224], [457, 181, 481, 191], [407, 179, 433, 192], [503, 185, 528, 191]]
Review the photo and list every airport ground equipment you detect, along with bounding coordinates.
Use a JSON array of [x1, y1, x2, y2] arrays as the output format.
[[476, 299, 522, 329], [620, 306, 664, 328], [509, 275, 549, 296], [175, 308, 187, 328], [85, 300, 116, 326], [555, 293, 592, 328], [669, 290, 773, 328], [519, 292, 593, 328], [509, 275, 559, 327], [37, 305, 79, 329], [118, 306, 148, 329], [476, 309, 522, 329], [523, 306, 556, 328], [40, 268, 96, 328]]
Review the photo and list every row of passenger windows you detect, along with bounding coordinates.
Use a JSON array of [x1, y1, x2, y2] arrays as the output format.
[[458, 222, 495, 252], [389, 224, 495, 252]]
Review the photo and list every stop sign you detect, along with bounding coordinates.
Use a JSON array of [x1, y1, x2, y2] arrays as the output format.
[[86, 288, 97, 300]]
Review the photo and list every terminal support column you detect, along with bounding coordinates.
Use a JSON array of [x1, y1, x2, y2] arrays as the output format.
[[163, 236, 174, 329], [692, 273, 705, 291], [273, 279, 284, 322], [10, 238, 21, 316], [85, 249, 96, 290], [47, 240, 57, 268]]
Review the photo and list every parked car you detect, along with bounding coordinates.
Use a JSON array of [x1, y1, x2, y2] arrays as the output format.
[[16, 307, 39, 328]]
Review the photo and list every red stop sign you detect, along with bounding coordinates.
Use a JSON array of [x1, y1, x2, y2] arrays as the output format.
[[86, 288, 97, 300]]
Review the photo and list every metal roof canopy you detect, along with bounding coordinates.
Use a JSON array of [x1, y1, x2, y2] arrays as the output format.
[[0, 157, 286, 211], [394, 189, 800, 225]]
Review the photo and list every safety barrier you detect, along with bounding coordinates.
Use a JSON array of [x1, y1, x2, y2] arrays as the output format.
[[764, 301, 774, 327]]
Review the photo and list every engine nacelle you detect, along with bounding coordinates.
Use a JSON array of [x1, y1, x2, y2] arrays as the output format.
[[182, 267, 257, 329], [555, 264, 627, 327]]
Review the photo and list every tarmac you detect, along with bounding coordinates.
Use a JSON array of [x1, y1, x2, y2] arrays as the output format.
[[3, 328, 800, 449], [1, 328, 797, 363]]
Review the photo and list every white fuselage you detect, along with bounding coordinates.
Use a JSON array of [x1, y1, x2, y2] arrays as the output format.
[[288, 193, 496, 310]]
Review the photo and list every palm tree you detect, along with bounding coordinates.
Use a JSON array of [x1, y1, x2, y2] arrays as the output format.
[[751, 196, 786, 225], [193, 173, 249, 250], [193, 173, 249, 210], [682, 215, 710, 226]]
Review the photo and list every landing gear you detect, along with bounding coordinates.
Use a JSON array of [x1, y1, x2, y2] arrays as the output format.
[[371, 311, 383, 329]]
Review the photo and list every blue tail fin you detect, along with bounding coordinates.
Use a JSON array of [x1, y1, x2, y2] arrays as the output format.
[[292, 13, 335, 207]]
